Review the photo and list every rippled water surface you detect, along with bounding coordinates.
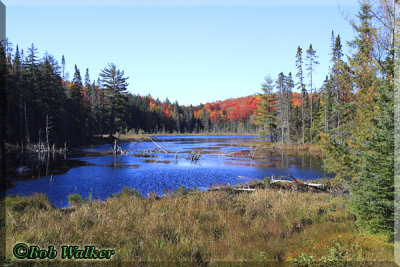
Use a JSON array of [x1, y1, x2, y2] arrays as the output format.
[[6, 136, 332, 207]]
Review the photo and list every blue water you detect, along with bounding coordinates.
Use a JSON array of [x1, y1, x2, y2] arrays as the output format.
[[6, 136, 331, 208]]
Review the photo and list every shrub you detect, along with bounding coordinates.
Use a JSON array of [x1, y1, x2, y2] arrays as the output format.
[[291, 240, 363, 266], [6, 193, 53, 212], [67, 193, 87, 206], [177, 185, 188, 195], [113, 186, 142, 198]]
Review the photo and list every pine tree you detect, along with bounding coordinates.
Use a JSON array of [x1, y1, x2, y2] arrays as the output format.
[[99, 63, 129, 137], [276, 72, 291, 144], [295, 46, 306, 144], [68, 65, 86, 143], [285, 73, 294, 143], [84, 68, 90, 87], [306, 44, 319, 144], [61, 55, 66, 81], [320, 75, 334, 133], [254, 75, 277, 141]]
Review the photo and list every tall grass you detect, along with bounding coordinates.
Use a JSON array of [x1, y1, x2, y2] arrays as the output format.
[[243, 141, 324, 153], [4, 189, 393, 264]]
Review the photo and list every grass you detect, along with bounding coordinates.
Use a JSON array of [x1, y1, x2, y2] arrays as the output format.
[[4, 188, 394, 264], [242, 141, 324, 154]]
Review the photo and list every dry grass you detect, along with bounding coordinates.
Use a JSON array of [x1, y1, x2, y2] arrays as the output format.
[[243, 141, 324, 154], [4, 189, 394, 264]]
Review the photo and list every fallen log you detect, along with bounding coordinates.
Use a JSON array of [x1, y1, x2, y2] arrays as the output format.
[[233, 188, 255, 192], [148, 137, 169, 154]]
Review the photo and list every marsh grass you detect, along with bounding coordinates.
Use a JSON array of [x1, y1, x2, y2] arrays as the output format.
[[243, 141, 324, 154], [4, 189, 394, 264]]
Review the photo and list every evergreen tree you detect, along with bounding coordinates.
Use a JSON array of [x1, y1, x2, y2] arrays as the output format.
[[61, 55, 66, 81], [254, 75, 277, 141], [349, 80, 394, 240], [0, 44, 7, 168], [320, 1, 395, 239], [84, 68, 90, 87], [276, 72, 291, 144], [306, 44, 319, 143], [201, 108, 210, 133], [68, 65, 86, 143], [320, 75, 335, 133], [295, 46, 307, 144], [99, 63, 129, 137], [285, 73, 294, 142]]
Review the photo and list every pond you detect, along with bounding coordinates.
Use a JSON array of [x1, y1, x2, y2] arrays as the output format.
[[5, 135, 332, 208]]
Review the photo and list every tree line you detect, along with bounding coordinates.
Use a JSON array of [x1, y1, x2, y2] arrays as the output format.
[[0, 43, 264, 148], [254, 0, 396, 240]]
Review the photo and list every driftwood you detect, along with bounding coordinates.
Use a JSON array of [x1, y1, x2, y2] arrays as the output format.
[[209, 175, 333, 195], [288, 175, 325, 191], [110, 138, 171, 157], [148, 137, 169, 153], [185, 151, 202, 161]]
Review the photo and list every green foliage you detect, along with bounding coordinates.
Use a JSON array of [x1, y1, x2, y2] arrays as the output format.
[[177, 185, 188, 195], [320, 1, 395, 239], [349, 81, 394, 240], [291, 240, 363, 266], [291, 252, 316, 266], [99, 63, 130, 137], [113, 186, 142, 199], [254, 75, 278, 141], [67, 193, 88, 206]]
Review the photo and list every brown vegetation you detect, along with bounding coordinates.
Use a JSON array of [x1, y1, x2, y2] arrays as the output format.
[[4, 187, 393, 264]]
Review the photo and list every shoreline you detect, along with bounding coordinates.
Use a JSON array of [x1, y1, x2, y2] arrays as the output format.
[[4, 182, 393, 263]]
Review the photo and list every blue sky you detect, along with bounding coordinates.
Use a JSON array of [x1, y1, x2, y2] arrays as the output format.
[[4, 1, 359, 105]]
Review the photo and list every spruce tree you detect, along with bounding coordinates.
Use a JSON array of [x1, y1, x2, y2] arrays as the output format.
[[349, 80, 394, 240], [68, 65, 86, 143], [84, 68, 90, 87]]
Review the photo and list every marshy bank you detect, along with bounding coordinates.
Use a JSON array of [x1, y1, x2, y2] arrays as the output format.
[[3, 185, 394, 265], [240, 140, 324, 154]]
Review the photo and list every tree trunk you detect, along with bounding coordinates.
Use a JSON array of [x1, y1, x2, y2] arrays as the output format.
[[310, 81, 313, 144], [24, 102, 30, 145], [302, 93, 305, 144], [109, 103, 115, 138]]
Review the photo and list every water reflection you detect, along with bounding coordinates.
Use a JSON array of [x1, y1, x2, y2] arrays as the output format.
[[6, 136, 333, 208]]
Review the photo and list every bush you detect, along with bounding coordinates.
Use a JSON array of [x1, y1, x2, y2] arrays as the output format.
[[177, 185, 188, 195], [291, 240, 363, 266], [113, 186, 142, 198], [6, 193, 53, 212], [127, 128, 136, 135], [67, 193, 87, 206]]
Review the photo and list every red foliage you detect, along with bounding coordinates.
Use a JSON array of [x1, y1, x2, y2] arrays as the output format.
[[195, 95, 261, 122]]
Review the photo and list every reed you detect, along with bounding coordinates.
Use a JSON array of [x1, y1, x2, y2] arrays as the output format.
[[4, 188, 393, 264]]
